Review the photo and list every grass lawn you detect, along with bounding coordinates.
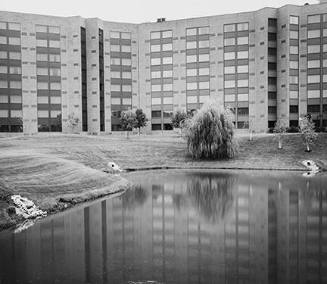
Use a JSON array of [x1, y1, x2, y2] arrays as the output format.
[[0, 132, 326, 229]]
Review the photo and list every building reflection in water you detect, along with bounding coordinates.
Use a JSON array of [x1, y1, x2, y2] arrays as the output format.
[[0, 171, 327, 284]]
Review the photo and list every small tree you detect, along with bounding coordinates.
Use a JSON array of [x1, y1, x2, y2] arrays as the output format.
[[184, 100, 238, 160], [273, 119, 287, 149], [299, 115, 318, 152], [135, 109, 148, 135], [120, 110, 137, 137], [171, 110, 188, 136], [67, 113, 80, 133]]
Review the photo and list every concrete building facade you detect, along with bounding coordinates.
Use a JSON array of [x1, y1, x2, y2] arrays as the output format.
[[1, 2, 327, 134]]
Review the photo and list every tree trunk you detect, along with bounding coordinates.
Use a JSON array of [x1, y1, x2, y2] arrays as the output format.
[[306, 142, 311, 152], [249, 130, 253, 141], [138, 127, 140, 136], [278, 136, 282, 149]]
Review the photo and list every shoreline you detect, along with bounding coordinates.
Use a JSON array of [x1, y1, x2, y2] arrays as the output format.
[[1, 133, 326, 232]]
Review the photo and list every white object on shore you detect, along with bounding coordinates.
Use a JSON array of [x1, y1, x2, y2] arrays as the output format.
[[302, 160, 320, 177], [11, 195, 47, 219], [105, 162, 123, 173], [14, 219, 37, 234]]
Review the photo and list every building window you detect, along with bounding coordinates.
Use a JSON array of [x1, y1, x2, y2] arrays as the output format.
[[307, 45, 320, 54], [290, 105, 298, 113], [308, 29, 320, 39], [290, 16, 299, 25], [307, 60, 320, 68], [308, 15, 321, 24], [308, 75, 320, 84]]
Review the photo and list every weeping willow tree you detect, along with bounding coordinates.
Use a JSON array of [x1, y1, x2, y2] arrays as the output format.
[[184, 100, 238, 159], [186, 173, 235, 223]]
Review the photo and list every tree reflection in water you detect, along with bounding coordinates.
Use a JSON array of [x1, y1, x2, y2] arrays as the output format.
[[121, 185, 148, 209], [186, 173, 235, 223]]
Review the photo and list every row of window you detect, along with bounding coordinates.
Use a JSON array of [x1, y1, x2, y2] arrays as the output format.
[[151, 57, 173, 65], [307, 74, 327, 83], [151, 97, 173, 105], [36, 67, 61, 76], [0, 36, 21, 45], [186, 81, 210, 90], [0, 109, 22, 117], [0, 51, 21, 59], [36, 39, 60, 48], [307, 14, 327, 24], [186, 40, 210, 49], [110, 71, 132, 79], [151, 70, 173, 78], [36, 53, 60, 62], [111, 97, 132, 105], [151, 31, 173, 39], [224, 65, 249, 74], [290, 14, 327, 25], [186, 27, 210, 36], [0, 22, 20, 31], [110, 32, 131, 39], [111, 84, 132, 92], [35, 25, 60, 34], [151, 110, 173, 118], [307, 44, 327, 53], [224, 51, 249, 60], [37, 96, 61, 104], [110, 45, 131, 52], [151, 43, 173, 52], [306, 59, 327, 68], [224, 37, 249, 46], [151, 84, 173, 91], [185, 54, 210, 63], [186, 95, 210, 104], [308, 90, 327, 98], [306, 29, 327, 39], [37, 82, 61, 90], [224, 23, 249, 33], [0, 66, 21, 74], [224, 79, 249, 88], [150, 24, 248, 40], [37, 110, 61, 118], [0, 80, 22, 88], [110, 58, 132, 66], [225, 94, 249, 102], [186, 68, 210, 76], [0, 95, 22, 103]]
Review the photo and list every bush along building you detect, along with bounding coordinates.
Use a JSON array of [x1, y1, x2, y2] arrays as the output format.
[[1, 2, 327, 134]]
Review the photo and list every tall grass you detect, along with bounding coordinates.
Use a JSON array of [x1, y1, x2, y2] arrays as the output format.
[[184, 100, 238, 160]]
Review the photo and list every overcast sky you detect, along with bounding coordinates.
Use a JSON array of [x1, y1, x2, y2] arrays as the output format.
[[2, 0, 321, 23]]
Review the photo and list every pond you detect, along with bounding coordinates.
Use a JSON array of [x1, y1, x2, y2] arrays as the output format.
[[1, 170, 327, 284]]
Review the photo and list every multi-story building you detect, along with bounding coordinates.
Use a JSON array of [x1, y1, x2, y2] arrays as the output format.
[[1, 2, 327, 134]]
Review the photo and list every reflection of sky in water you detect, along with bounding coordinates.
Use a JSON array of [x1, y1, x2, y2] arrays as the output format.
[[1, 170, 327, 284]]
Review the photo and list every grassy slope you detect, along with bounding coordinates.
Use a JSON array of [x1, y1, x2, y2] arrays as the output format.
[[0, 133, 326, 228]]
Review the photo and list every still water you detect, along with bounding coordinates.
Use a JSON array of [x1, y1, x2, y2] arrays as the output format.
[[1, 170, 327, 284]]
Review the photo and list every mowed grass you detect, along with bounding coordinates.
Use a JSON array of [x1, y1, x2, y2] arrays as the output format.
[[0, 133, 326, 212]]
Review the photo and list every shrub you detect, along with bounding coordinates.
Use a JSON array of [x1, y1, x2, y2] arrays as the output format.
[[67, 113, 80, 133], [184, 100, 238, 160], [171, 110, 188, 136], [286, 126, 299, 133], [171, 110, 188, 128], [120, 110, 137, 137]]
